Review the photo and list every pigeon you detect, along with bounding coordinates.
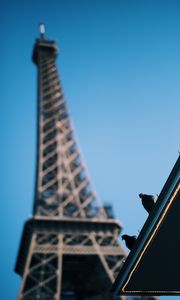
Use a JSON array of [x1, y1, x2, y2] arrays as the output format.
[[121, 234, 137, 250], [139, 193, 157, 214]]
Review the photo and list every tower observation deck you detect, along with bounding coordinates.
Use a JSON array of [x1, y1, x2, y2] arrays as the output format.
[[15, 26, 156, 300]]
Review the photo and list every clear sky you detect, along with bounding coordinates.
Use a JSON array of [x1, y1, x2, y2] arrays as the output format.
[[1, 0, 180, 299]]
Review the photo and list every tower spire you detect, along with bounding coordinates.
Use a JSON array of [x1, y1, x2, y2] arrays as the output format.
[[39, 22, 45, 39]]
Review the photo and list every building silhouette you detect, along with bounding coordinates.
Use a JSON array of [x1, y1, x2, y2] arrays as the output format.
[[112, 156, 180, 297], [15, 26, 158, 300]]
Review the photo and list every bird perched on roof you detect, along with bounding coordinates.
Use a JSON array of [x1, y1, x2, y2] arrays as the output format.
[[121, 234, 137, 250], [139, 193, 157, 214]]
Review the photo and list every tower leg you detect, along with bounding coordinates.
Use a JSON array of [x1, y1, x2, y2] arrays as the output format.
[[18, 233, 62, 300]]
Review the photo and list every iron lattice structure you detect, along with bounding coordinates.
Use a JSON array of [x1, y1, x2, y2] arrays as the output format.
[[15, 29, 157, 300]]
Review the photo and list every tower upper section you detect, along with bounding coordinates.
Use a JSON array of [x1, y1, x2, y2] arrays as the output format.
[[33, 24, 58, 65], [32, 27, 107, 219]]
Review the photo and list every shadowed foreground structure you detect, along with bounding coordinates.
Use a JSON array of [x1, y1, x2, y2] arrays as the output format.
[[113, 156, 180, 296]]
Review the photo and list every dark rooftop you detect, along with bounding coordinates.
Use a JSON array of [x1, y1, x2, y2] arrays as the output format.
[[112, 156, 180, 296]]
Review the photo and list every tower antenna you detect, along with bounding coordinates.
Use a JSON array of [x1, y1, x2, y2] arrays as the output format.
[[39, 23, 45, 39]]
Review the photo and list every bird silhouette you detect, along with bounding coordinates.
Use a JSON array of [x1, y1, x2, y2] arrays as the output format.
[[139, 193, 157, 214], [121, 234, 137, 250]]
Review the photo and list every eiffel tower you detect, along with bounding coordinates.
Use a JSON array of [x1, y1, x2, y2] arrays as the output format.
[[15, 25, 153, 300]]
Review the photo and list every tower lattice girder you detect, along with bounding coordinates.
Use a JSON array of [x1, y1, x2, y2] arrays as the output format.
[[16, 218, 126, 299], [32, 37, 106, 220], [15, 28, 155, 300]]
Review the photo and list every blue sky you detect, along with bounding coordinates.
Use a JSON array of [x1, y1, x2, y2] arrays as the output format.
[[1, 0, 180, 299]]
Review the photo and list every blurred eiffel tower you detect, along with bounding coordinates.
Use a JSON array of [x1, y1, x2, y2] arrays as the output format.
[[15, 25, 156, 300]]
